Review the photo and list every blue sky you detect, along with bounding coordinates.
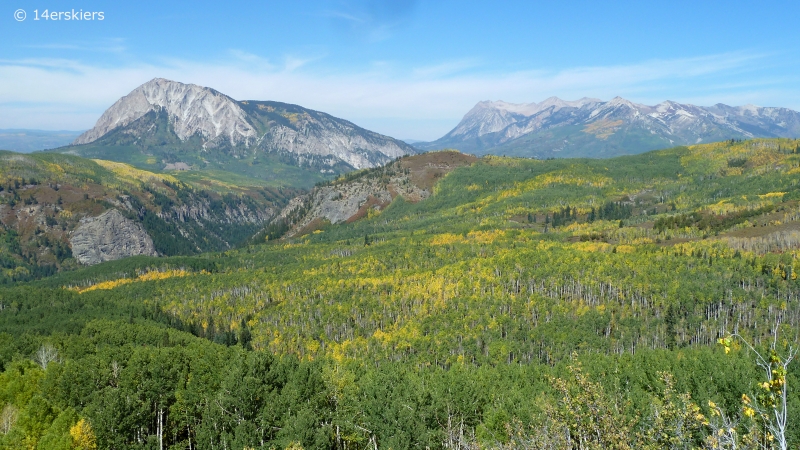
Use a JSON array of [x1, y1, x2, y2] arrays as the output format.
[[2, 0, 800, 140]]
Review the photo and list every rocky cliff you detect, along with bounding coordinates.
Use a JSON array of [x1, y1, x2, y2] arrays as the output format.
[[74, 78, 256, 148], [273, 151, 478, 238], [241, 101, 414, 170], [70, 209, 157, 265], [0, 152, 294, 279]]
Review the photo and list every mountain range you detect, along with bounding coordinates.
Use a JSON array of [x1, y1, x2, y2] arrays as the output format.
[[416, 97, 800, 157], [55, 79, 800, 172], [60, 78, 416, 187]]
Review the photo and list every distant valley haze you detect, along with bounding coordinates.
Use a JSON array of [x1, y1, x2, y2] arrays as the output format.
[[0, 129, 85, 153]]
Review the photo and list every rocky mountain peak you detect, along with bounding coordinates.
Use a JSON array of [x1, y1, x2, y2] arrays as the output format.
[[417, 96, 800, 157], [68, 78, 416, 171], [604, 96, 641, 110], [74, 78, 256, 147]]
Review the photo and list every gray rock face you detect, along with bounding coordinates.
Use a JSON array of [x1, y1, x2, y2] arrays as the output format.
[[74, 78, 256, 147], [274, 151, 477, 237], [70, 209, 157, 265], [446, 97, 601, 140], [257, 116, 411, 170], [307, 182, 395, 226], [277, 179, 397, 238]]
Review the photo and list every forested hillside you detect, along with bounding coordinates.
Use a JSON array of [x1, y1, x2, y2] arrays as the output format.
[[0, 151, 298, 283], [1, 139, 799, 448]]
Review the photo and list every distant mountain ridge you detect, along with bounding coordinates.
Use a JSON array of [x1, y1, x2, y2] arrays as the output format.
[[68, 78, 415, 175], [417, 97, 800, 158]]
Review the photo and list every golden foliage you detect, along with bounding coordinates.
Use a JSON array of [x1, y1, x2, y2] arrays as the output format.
[[73, 277, 135, 293], [573, 241, 612, 253], [582, 119, 624, 139], [494, 170, 612, 202], [466, 229, 506, 244], [70, 418, 97, 450], [72, 269, 198, 293], [92, 159, 179, 185], [429, 233, 462, 246]]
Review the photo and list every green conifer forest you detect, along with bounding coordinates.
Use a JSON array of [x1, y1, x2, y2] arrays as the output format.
[[1, 139, 800, 449]]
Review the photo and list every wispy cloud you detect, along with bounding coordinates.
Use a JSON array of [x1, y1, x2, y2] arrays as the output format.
[[283, 55, 322, 72], [23, 38, 127, 53], [0, 50, 795, 140], [324, 0, 418, 43], [228, 50, 274, 70], [412, 59, 482, 78], [323, 11, 365, 23]]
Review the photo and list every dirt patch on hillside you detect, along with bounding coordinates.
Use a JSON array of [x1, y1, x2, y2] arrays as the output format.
[[346, 195, 391, 223], [396, 151, 478, 191]]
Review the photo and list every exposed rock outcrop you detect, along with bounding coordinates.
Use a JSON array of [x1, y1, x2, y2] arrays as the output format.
[[70, 209, 157, 265], [250, 105, 413, 169], [74, 78, 256, 147], [275, 151, 478, 237]]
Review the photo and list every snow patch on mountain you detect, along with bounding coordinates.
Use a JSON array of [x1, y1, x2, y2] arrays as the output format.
[[436, 96, 800, 145]]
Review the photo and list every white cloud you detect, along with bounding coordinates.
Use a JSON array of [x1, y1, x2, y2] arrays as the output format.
[[228, 50, 274, 70], [23, 38, 127, 53], [0, 50, 796, 140], [283, 55, 321, 72]]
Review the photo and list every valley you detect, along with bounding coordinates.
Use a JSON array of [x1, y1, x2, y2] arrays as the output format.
[[0, 151, 297, 282], [0, 137, 799, 448], [6, 3, 800, 448]]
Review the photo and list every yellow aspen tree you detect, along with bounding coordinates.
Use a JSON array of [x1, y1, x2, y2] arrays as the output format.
[[69, 419, 97, 450]]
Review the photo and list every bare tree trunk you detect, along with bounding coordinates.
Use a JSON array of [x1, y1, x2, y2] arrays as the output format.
[[158, 407, 164, 450]]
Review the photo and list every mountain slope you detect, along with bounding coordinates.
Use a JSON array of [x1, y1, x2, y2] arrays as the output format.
[[266, 151, 478, 239], [73, 79, 255, 147], [40, 138, 800, 365], [0, 151, 297, 280], [65, 78, 415, 185], [419, 97, 800, 158]]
